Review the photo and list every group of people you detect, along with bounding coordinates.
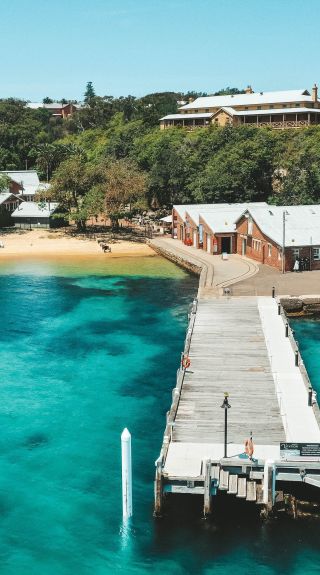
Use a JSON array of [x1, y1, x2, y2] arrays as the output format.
[[293, 257, 310, 272]]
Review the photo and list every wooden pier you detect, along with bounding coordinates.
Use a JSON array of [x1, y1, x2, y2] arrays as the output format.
[[154, 295, 320, 517]]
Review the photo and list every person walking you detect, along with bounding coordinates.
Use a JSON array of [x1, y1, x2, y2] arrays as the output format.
[[293, 258, 299, 272]]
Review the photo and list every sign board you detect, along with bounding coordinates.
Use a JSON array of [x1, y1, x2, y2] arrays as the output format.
[[280, 443, 320, 459]]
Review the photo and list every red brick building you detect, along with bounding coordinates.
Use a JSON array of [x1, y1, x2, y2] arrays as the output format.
[[235, 206, 320, 271], [26, 102, 80, 118]]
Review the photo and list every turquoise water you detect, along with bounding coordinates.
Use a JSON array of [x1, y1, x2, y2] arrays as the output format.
[[291, 317, 320, 396], [0, 258, 320, 574]]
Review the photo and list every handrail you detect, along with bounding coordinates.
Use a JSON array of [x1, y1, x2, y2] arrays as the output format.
[[158, 298, 198, 466]]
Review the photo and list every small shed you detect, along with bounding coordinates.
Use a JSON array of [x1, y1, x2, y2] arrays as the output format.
[[11, 202, 61, 229]]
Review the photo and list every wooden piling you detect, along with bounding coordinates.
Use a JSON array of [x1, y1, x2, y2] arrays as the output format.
[[154, 456, 163, 517], [203, 458, 212, 517]]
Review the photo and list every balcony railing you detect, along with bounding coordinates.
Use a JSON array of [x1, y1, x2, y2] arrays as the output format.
[[244, 120, 311, 129]]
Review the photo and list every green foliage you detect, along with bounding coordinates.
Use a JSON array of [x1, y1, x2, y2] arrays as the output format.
[[0, 87, 320, 212], [213, 87, 246, 96], [84, 82, 96, 104], [0, 174, 11, 192]]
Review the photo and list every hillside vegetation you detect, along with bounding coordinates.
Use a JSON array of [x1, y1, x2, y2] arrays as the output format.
[[1, 88, 320, 226]]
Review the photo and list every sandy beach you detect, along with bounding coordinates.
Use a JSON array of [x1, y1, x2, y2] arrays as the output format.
[[0, 229, 155, 258]]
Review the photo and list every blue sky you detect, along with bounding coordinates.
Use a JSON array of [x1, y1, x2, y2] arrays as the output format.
[[2, 0, 320, 101]]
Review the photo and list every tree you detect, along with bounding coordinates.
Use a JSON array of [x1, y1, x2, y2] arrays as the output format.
[[0, 174, 11, 192], [213, 87, 245, 96], [50, 156, 103, 230], [84, 82, 96, 104], [93, 159, 148, 227], [43, 97, 53, 104]]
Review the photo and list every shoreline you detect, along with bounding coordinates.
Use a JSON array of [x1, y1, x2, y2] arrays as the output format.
[[0, 229, 155, 258]]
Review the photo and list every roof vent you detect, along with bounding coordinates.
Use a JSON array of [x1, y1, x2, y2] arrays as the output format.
[[260, 92, 264, 95], [268, 210, 273, 215]]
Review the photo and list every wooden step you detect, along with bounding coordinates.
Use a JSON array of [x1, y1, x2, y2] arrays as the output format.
[[246, 481, 257, 502], [219, 469, 229, 490], [227, 474, 238, 495], [211, 465, 220, 482], [236, 477, 247, 498], [256, 483, 264, 504]]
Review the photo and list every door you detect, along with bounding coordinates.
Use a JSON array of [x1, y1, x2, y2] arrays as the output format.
[[242, 238, 247, 256], [221, 237, 231, 254], [207, 234, 211, 253], [193, 230, 197, 247]]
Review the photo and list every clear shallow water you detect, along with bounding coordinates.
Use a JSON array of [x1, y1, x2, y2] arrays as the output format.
[[290, 317, 320, 396], [0, 258, 320, 574]]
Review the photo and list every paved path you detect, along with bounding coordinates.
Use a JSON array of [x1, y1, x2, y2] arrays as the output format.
[[232, 263, 320, 296], [151, 237, 320, 297], [150, 237, 259, 297]]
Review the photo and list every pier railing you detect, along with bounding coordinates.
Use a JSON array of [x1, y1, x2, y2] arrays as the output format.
[[157, 298, 198, 466]]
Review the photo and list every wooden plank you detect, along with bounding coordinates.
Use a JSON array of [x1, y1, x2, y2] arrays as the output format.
[[237, 477, 247, 498], [250, 471, 264, 480], [256, 484, 264, 504], [227, 474, 238, 495], [246, 481, 257, 502], [219, 469, 229, 490]]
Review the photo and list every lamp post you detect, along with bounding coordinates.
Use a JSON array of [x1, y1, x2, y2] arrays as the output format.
[[221, 392, 231, 458]]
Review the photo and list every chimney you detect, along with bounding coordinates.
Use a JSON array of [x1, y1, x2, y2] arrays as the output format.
[[245, 85, 254, 94], [188, 97, 194, 103], [312, 83, 318, 102]]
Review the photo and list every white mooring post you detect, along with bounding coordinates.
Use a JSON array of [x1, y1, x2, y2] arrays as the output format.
[[121, 428, 132, 519]]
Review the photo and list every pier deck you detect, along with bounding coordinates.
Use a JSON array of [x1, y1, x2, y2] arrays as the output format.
[[155, 296, 320, 515]]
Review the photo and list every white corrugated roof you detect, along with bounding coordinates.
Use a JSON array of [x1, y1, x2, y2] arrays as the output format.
[[11, 202, 59, 218], [1, 170, 40, 188], [238, 205, 320, 247], [160, 113, 213, 120], [184, 203, 267, 226], [174, 203, 220, 220], [0, 192, 19, 205], [180, 90, 314, 110]]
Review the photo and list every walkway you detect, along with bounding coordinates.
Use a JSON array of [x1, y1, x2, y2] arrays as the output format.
[[150, 237, 259, 297], [163, 297, 320, 480], [164, 297, 285, 478]]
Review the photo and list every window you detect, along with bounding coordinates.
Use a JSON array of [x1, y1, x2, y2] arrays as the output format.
[[292, 248, 300, 258], [268, 243, 272, 258], [245, 107, 249, 110], [296, 103, 300, 107], [253, 239, 261, 251], [205, 109, 209, 113], [194, 109, 198, 113], [269, 105, 274, 109], [257, 106, 262, 110], [278, 249, 282, 260], [313, 247, 320, 260]]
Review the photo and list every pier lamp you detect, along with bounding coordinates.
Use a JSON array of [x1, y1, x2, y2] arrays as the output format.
[[221, 392, 231, 458]]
